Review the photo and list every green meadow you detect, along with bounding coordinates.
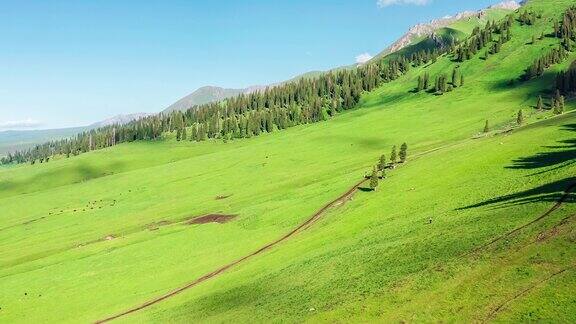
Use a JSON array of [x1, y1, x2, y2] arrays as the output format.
[[1, 0, 575, 322]]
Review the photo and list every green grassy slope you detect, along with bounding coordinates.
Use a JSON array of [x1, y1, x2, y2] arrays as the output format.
[[0, 0, 575, 322], [132, 112, 576, 323]]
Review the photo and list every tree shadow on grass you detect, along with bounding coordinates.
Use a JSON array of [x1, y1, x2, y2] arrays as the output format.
[[457, 177, 576, 211], [0, 160, 124, 198], [506, 124, 576, 174], [458, 124, 576, 211]]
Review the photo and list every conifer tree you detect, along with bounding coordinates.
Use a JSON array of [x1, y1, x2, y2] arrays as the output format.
[[537, 95, 544, 111], [517, 109, 524, 125], [378, 154, 387, 171], [417, 75, 423, 92], [555, 95, 565, 114], [452, 68, 459, 87], [370, 166, 379, 191], [399, 142, 408, 163], [390, 145, 398, 164]]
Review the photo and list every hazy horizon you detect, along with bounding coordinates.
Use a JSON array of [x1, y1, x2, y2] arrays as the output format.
[[1, 0, 500, 130]]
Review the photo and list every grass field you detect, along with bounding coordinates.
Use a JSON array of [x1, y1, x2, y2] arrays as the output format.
[[1, 0, 575, 322]]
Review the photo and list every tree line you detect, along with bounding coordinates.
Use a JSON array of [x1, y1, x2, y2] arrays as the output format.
[[415, 68, 464, 94], [369, 143, 408, 191], [454, 16, 514, 62], [523, 46, 569, 80], [523, 6, 576, 81], [2, 49, 434, 165]]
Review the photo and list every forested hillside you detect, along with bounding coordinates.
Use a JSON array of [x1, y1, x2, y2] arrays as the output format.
[[1, 0, 575, 323]]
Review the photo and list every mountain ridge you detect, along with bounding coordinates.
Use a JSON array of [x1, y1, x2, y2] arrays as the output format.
[[164, 1, 523, 114]]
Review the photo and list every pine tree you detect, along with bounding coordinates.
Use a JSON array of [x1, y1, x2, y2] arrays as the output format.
[[555, 89, 562, 103], [417, 75, 423, 92], [378, 154, 387, 171], [556, 95, 565, 114], [370, 166, 379, 191], [452, 68, 459, 87], [537, 95, 544, 111], [399, 142, 408, 163], [517, 109, 524, 125], [390, 145, 397, 164], [484, 120, 490, 133]]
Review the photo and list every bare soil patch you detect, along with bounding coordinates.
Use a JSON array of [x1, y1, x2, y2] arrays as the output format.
[[187, 214, 236, 224], [94, 178, 367, 323], [147, 220, 171, 231]]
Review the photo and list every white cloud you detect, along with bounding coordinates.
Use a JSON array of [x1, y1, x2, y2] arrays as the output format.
[[377, 0, 432, 8], [355, 53, 373, 64], [0, 118, 42, 130]]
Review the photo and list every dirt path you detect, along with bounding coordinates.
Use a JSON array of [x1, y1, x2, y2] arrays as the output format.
[[484, 265, 573, 322], [464, 181, 576, 257], [94, 178, 368, 323]]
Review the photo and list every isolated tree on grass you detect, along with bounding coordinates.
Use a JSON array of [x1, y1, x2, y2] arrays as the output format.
[[378, 154, 387, 171], [417, 75, 424, 92], [554, 95, 565, 115], [484, 120, 490, 133], [423, 72, 430, 89], [390, 145, 398, 165], [370, 166, 379, 191], [452, 68, 460, 87], [399, 143, 408, 163], [537, 95, 544, 111], [517, 109, 524, 125]]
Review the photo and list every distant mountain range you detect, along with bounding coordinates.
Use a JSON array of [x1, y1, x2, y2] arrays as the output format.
[[0, 113, 151, 157], [163, 86, 264, 113], [1, 1, 522, 157], [89, 113, 153, 128], [162, 72, 328, 113], [163, 1, 522, 114]]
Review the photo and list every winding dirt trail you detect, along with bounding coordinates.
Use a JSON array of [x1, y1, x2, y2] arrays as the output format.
[[95, 178, 368, 323], [484, 265, 574, 322], [464, 182, 576, 257]]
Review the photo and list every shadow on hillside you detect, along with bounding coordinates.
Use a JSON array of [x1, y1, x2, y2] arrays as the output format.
[[458, 124, 576, 211], [487, 70, 558, 93], [0, 160, 124, 198], [314, 134, 388, 150], [458, 177, 576, 210], [507, 124, 576, 173]]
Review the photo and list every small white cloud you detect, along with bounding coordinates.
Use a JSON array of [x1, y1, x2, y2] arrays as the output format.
[[377, 0, 432, 8], [355, 53, 373, 64], [0, 118, 42, 130]]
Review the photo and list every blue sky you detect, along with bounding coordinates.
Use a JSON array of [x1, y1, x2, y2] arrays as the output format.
[[0, 0, 501, 130]]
